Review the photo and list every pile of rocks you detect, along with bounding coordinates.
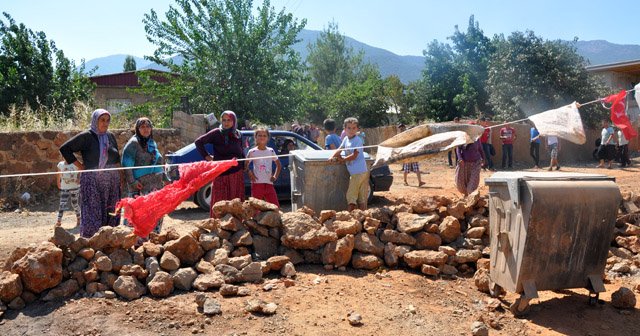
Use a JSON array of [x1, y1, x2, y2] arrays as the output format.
[[0, 193, 492, 315], [605, 192, 640, 279], [3, 188, 640, 317]]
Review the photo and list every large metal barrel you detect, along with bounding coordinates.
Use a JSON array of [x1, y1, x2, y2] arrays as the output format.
[[485, 172, 621, 315]]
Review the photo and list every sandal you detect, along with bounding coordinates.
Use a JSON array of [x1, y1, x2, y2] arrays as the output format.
[[403, 182, 409, 186], [418, 182, 426, 187]]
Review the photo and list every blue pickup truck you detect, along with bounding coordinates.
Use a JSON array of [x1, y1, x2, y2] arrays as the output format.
[[165, 130, 393, 211]]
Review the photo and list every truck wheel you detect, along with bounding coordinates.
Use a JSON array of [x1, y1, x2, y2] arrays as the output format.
[[196, 184, 212, 211]]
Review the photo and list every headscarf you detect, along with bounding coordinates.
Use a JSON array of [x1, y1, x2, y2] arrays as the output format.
[[90, 109, 111, 169], [219, 110, 240, 145], [135, 117, 153, 150]]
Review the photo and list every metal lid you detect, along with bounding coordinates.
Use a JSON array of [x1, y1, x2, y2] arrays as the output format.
[[484, 171, 614, 184], [291, 149, 371, 161]]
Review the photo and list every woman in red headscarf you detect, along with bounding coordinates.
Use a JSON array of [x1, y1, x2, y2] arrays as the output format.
[[195, 110, 245, 217]]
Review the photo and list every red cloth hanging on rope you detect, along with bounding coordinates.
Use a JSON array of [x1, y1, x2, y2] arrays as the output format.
[[116, 159, 238, 238], [603, 90, 637, 140]]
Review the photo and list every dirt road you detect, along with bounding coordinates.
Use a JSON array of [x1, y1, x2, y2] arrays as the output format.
[[1, 156, 639, 335]]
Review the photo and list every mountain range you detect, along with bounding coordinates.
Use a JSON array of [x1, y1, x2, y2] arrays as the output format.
[[85, 29, 640, 83]]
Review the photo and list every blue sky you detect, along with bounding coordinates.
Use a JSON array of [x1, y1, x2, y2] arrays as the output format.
[[2, 0, 639, 62]]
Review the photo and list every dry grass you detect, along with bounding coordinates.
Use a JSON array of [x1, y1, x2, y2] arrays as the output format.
[[0, 103, 161, 132]]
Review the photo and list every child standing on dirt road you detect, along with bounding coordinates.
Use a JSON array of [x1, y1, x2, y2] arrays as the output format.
[[55, 159, 81, 227], [329, 117, 369, 211], [245, 127, 282, 207]]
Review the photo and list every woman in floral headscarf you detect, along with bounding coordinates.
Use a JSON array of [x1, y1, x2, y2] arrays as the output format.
[[121, 117, 166, 233], [60, 109, 121, 237], [195, 110, 245, 217]]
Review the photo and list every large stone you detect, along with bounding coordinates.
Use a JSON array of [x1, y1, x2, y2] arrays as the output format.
[[199, 233, 221, 251], [67, 257, 89, 273], [203, 298, 222, 315], [280, 212, 338, 249], [11, 242, 63, 294], [245, 219, 269, 236], [145, 257, 160, 280], [231, 247, 250, 257], [266, 256, 290, 271], [354, 233, 384, 257], [319, 210, 336, 223], [256, 211, 282, 228], [142, 242, 163, 257], [611, 287, 636, 309], [212, 198, 245, 219], [193, 272, 225, 291], [100, 272, 118, 289], [109, 249, 132, 272], [351, 253, 383, 270], [160, 251, 181, 271], [195, 259, 216, 274], [219, 214, 243, 231], [94, 256, 113, 272], [364, 207, 393, 224], [147, 271, 174, 297], [363, 217, 381, 235], [465, 227, 486, 239], [172, 268, 197, 291], [395, 212, 429, 233], [215, 264, 241, 283], [334, 235, 355, 268], [245, 299, 277, 315], [439, 216, 461, 243], [204, 249, 229, 266], [113, 276, 146, 300], [119, 264, 148, 280], [220, 284, 239, 297], [164, 234, 204, 266], [230, 230, 253, 247], [3, 247, 31, 272], [88, 226, 137, 251], [446, 201, 467, 219], [252, 236, 278, 260], [281, 262, 296, 277], [384, 243, 398, 267], [469, 215, 489, 229], [51, 226, 76, 247], [380, 229, 416, 246], [615, 236, 640, 254], [414, 232, 442, 250], [455, 249, 483, 264], [228, 255, 252, 270], [246, 197, 279, 212], [77, 248, 95, 261], [473, 268, 490, 293], [471, 321, 489, 336], [324, 220, 362, 237], [41, 279, 79, 301], [410, 197, 440, 214], [421, 264, 440, 276], [0, 271, 22, 303], [239, 262, 263, 283], [403, 250, 448, 268]]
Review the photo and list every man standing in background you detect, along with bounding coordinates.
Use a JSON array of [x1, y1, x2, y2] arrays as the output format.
[[479, 117, 494, 171], [500, 124, 516, 169]]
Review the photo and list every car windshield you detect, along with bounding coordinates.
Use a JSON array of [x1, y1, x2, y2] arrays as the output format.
[[242, 133, 314, 157]]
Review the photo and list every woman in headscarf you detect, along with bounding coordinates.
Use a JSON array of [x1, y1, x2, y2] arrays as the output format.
[[121, 117, 166, 234], [455, 139, 485, 196], [60, 109, 121, 237], [195, 110, 245, 217]]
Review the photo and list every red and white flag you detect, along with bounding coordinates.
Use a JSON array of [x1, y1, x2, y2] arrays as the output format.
[[602, 90, 637, 140]]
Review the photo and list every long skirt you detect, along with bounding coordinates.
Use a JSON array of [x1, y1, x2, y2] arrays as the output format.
[[80, 169, 121, 238], [455, 160, 482, 195], [210, 170, 245, 218]]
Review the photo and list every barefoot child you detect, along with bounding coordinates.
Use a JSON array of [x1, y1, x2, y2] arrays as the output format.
[[329, 117, 369, 211], [56, 159, 81, 227], [245, 127, 282, 207]]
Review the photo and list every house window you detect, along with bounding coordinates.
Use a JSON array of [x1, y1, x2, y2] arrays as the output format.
[[106, 99, 132, 113]]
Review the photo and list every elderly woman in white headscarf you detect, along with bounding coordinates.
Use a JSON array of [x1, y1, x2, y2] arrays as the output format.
[[195, 110, 245, 217], [60, 109, 121, 237]]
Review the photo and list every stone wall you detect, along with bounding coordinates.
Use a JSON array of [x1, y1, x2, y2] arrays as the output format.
[[0, 129, 186, 200], [172, 111, 207, 144]]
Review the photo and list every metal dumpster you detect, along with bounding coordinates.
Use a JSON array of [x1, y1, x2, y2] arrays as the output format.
[[290, 149, 372, 213], [484, 171, 621, 315]]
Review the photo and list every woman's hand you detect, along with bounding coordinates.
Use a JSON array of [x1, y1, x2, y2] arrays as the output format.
[[74, 161, 85, 171], [270, 175, 277, 182], [132, 181, 143, 190], [248, 170, 257, 182], [205, 155, 213, 162]]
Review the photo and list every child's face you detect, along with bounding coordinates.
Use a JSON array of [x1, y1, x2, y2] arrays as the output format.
[[345, 122, 359, 137], [255, 131, 269, 146]]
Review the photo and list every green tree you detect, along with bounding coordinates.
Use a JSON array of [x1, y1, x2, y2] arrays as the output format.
[[304, 22, 388, 126], [0, 13, 94, 118], [141, 0, 306, 124], [416, 40, 463, 122], [487, 31, 606, 125], [449, 15, 494, 116], [123, 55, 137, 72]]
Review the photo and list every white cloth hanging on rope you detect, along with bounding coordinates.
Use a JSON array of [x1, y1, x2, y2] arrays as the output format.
[[635, 83, 640, 114], [527, 102, 586, 144]]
